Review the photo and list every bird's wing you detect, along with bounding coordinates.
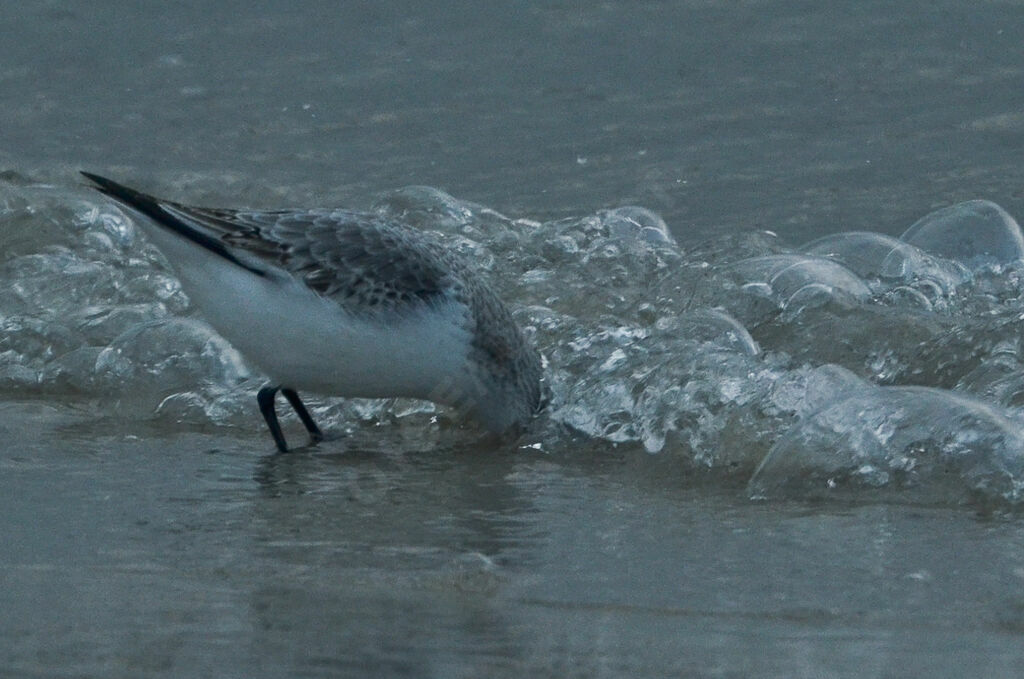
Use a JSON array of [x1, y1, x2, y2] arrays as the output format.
[[82, 172, 458, 313]]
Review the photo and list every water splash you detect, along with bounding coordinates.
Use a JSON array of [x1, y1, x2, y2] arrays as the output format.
[[5, 177, 1024, 507]]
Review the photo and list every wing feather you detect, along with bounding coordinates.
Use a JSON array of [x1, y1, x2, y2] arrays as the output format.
[[158, 203, 459, 313]]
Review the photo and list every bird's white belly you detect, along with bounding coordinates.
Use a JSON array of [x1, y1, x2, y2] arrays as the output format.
[[142, 224, 473, 400]]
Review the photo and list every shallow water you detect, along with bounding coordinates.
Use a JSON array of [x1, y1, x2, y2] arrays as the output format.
[[6, 400, 1024, 677], [4, 1, 1024, 676]]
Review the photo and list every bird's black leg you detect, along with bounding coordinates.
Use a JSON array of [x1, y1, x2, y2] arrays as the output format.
[[257, 385, 289, 453], [281, 387, 324, 443]]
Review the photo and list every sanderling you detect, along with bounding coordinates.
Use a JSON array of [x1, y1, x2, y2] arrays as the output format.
[[81, 172, 545, 452]]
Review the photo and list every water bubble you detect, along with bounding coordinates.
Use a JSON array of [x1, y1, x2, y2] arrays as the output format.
[[0, 184, 72, 259], [881, 286, 934, 311], [372, 186, 475, 231], [749, 386, 1024, 506], [729, 254, 871, 308], [803, 231, 968, 293], [0, 250, 123, 315], [540, 234, 580, 262], [68, 303, 169, 345], [805, 231, 915, 276], [601, 206, 675, 245], [155, 391, 211, 423], [901, 200, 1024, 268], [94, 318, 251, 413], [669, 308, 760, 355], [802, 364, 872, 417]]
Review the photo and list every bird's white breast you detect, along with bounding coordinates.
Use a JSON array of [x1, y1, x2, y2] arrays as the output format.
[[139, 221, 475, 400]]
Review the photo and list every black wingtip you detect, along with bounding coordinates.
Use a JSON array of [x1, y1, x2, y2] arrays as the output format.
[[80, 170, 131, 195], [79, 170, 107, 186], [80, 171, 267, 278], [80, 171, 166, 219]]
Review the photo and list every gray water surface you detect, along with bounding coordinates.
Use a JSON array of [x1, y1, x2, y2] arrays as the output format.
[[4, 1, 1024, 677], [5, 401, 1024, 678], [3, 1, 1023, 239]]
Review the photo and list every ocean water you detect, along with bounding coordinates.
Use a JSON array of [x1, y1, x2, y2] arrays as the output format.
[[3, 1, 1024, 677]]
